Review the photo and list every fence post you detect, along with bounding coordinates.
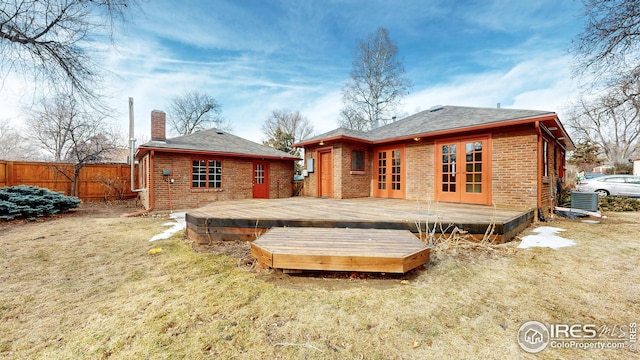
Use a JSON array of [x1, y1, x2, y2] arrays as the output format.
[[0, 161, 6, 187], [6, 161, 14, 187]]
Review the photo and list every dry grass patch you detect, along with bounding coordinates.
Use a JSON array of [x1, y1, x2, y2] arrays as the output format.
[[0, 207, 638, 359]]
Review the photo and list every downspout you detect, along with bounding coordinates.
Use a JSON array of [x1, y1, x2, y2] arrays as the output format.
[[121, 97, 150, 218], [121, 150, 154, 217], [149, 150, 155, 212], [535, 121, 543, 218], [129, 97, 144, 194]]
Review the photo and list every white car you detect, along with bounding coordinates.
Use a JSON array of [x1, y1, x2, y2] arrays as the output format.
[[575, 175, 640, 197]]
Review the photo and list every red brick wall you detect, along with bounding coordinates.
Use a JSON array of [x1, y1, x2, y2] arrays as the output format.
[[301, 124, 562, 212], [147, 152, 294, 210], [491, 125, 538, 209], [333, 145, 343, 198], [302, 143, 372, 198], [406, 141, 435, 201], [268, 160, 295, 199], [302, 146, 318, 197], [151, 111, 166, 141], [337, 143, 372, 198]]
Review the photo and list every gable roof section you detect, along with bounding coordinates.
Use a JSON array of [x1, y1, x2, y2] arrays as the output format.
[[301, 127, 372, 145], [294, 106, 574, 150], [136, 128, 299, 160]]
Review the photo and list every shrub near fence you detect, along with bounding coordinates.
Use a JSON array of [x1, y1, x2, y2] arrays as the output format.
[[0, 161, 138, 202], [0, 185, 81, 220]]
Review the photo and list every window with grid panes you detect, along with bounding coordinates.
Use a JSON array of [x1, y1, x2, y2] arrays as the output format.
[[192, 160, 222, 188]]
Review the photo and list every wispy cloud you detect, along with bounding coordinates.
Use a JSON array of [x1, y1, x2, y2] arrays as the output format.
[[459, 0, 581, 33], [2, 0, 588, 144], [402, 53, 578, 118]]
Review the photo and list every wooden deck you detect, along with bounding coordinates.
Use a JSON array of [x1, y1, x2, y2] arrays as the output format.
[[186, 197, 534, 244], [251, 227, 430, 273]]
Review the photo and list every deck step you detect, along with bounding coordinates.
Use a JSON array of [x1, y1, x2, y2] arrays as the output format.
[[251, 227, 430, 273]]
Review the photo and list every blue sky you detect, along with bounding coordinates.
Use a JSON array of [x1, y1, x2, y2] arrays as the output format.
[[3, 0, 588, 143]]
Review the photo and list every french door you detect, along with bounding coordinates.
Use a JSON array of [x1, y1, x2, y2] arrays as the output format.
[[435, 137, 491, 205], [373, 146, 405, 199]]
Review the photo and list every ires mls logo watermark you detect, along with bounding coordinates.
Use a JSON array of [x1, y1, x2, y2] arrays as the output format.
[[517, 320, 637, 353], [517, 321, 549, 353]]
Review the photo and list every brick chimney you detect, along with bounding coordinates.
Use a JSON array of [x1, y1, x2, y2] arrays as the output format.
[[151, 110, 166, 141]]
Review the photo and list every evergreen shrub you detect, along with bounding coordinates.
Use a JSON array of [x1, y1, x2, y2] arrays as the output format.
[[599, 196, 640, 212], [0, 186, 81, 220]]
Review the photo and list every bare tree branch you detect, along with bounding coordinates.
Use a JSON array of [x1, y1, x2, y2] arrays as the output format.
[[0, 118, 41, 160], [566, 82, 640, 163], [166, 90, 228, 135], [339, 27, 411, 131], [572, 0, 640, 87], [0, 0, 138, 104], [262, 109, 312, 173], [262, 109, 314, 145], [25, 93, 122, 196]]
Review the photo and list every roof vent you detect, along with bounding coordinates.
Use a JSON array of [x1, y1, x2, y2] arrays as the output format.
[[216, 131, 224, 135], [429, 105, 444, 112]]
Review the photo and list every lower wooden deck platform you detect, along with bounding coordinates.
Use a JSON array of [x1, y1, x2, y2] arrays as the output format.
[[251, 227, 430, 273], [186, 197, 534, 245]]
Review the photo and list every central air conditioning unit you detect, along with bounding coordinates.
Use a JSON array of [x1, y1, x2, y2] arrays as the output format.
[[571, 192, 599, 212]]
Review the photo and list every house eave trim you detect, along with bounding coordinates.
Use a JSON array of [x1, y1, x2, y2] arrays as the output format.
[[293, 135, 373, 148], [136, 147, 300, 161], [372, 114, 561, 145]]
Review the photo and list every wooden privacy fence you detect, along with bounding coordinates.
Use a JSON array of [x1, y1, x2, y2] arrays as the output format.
[[0, 161, 139, 202]]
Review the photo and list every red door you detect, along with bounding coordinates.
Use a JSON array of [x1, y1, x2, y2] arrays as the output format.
[[252, 161, 269, 198], [318, 150, 333, 198], [435, 137, 491, 205]]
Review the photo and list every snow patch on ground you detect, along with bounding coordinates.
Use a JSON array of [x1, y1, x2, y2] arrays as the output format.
[[150, 212, 186, 242], [518, 226, 576, 250]]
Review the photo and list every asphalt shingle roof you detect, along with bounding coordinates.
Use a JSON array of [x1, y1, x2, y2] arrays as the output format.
[[302, 127, 369, 143], [138, 128, 299, 159], [368, 105, 554, 140], [302, 106, 556, 144]]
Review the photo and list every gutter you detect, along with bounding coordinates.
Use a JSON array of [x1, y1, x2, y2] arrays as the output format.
[[136, 146, 300, 161]]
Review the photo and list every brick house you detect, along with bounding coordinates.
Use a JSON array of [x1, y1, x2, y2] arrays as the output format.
[[293, 106, 574, 217], [135, 111, 299, 211]]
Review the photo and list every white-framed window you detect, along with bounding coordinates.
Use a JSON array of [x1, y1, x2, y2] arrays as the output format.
[[192, 159, 222, 188]]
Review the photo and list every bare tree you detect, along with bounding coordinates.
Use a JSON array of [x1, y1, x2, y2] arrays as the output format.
[[0, 0, 138, 103], [338, 107, 368, 132], [167, 91, 228, 135], [262, 110, 312, 174], [566, 82, 640, 164], [572, 0, 640, 88], [262, 109, 314, 146], [26, 94, 121, 196], [339, 27, 411, 131], [0, 119, 41, 160], [27, 95, 81, 161]]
